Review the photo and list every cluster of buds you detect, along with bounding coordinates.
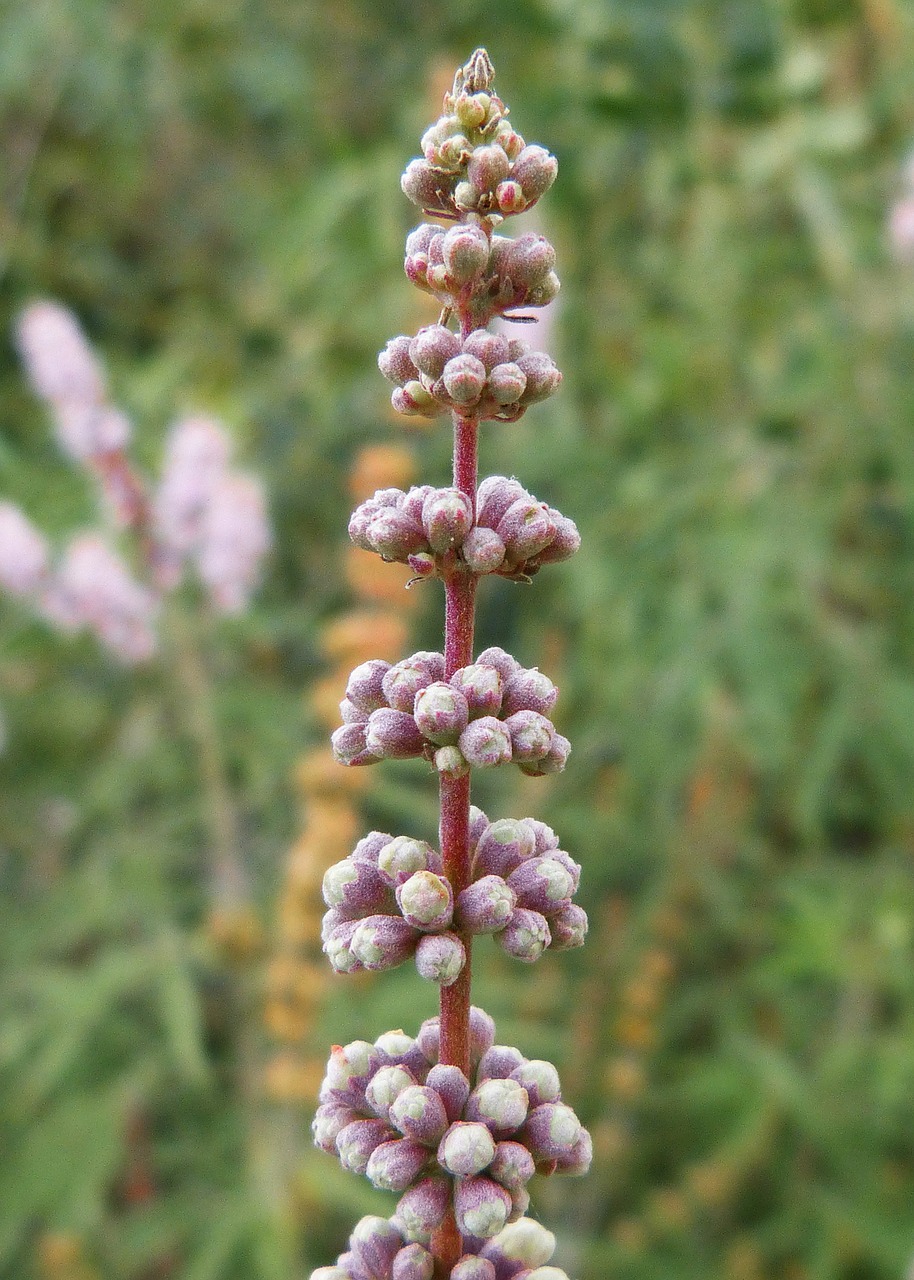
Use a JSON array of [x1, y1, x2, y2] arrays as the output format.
[[403, 225, 559, 327], [313, 1010, 591, 1242], [348, 475, 579, 582], [320, 807, 587, 980], [400, 49, 557, 224], [331, 648, 569, 778], [2, 303, 270, 665], [379, 326, 560, 424], [312, 1215, 573, 1280]]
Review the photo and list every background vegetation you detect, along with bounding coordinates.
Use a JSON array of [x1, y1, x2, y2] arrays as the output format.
[[3, 1, 914, 1277]]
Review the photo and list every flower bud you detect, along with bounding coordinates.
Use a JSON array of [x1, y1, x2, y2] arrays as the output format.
[[498, 909, 551, 963], [397, 870, 454, 931], [523, 1103, 582, 1160], [553, 1127, 593, 1177], [477, 1045, 526, 1081], [353, 830, 395, 863], [496, 500, 556, 562], [453, 181, 482, 212], [401, 158, 456, 213], [382, 652, 444, 711], [547, 903, 588, 951], [438, 1121, 497, 1177], [530, 513, 580, 565], [379, 336, 419, 385], [475, 645, 522, 683], [409, 326, 462, 379], [350, 915, 419, 971], [414, 681, 470, 745], [509, 1060, 562, 1109], [337, 1118, 394, 1175], [519, 733, 570, 776], [434, 745, 470, 780], [346, 660, 393, 714], [459, 717, 512, 768], [390, 1085, 449, 1146], [487, 1218, 557, 1270], [407, 551, 437, 580], [503, 711, 554, 764], [454, 1176, 512, 1238], [438, 133, 471, 169], [488, 1140, 536, 1192], [501, 668, 557, 718], [462, 527, 506, 574], [323, 858, 392, 917], [442, 354, 487, 405], [441, 224, 490, 284], [416, 1005, 494, 1068], [310, 1268, 351, 1280], [488, 363, 527, 407], [405, 224, 439, 257], [377, 836, 439, 886], [526, 1269, 571, 1280], [393, 381, 441, 417], [467, 144, 511, 191], [421, 488, 474, 554], [365, 1065, 417, 1121], [466, 1078, 529, 1137], [350, 1216, 404, 1280], [332, 1252, 360, 1280], [375, 1032, 429, 1078], [450, 1260, 496, 1280], [511, 145, 558, 201], [463, 330, 510, 372], [366, 708, 426, 759], [392, 1243, 435, 1280], [507, 857, 573, 914], [366, 1138, 432, 1192], [324, 921, 361, 973], [473, 819, 536, 879], [495, 181, 526, 214], [323, 1040, 380, 1102], [339, 698, 367, 725], [394, 1177, 450, 1243], [456, 876, 516, 934], [506, 233, 557, 287], [367, 508, 428, 561], [450, 663, 503, 718], [415, 932, 466, 986], [525, 271, 561, 308], [455, 91, 490, 129], [424, 1064, 471, 1121], [312, 1102, 360, 1154], [516, 352, 561, 404], [475, 480, 528, 535]]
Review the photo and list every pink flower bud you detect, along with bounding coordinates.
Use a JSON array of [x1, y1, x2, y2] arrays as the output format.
[[367, 508, 428, 561], [498, 909, 551, 963], [409, 326, 462, 379], [503, 711, 554, 764], [441, 224, 490, 284], [405, 224, 439, 257], [434, 745, 470, 780], [366, 1064, 418, 1120], [375, 1031, 429, 1078], [516, 352, 561, 404], [339, 698, 367, 725], [526, 1268, 571, 1280], [510, 145, 558, 202], [421, 488, 474, 555], [438, 1121, 497, 1177], [350, 1216, 404, 1279], [195, 471, 270, 614], [509, 1061, 561, 1109], [553, 1127, 592, 1177], [456, 876, 516, 934], [532, 512, 580, 566], [401, 159, 457, 213], [353, 830, 395, 864], [466, 1078, 529, 1136], [312, 1102, 360, 1154], [324, 921, 362, 973], [454, 1176, 512, 1238], [462, 527, 506, 574], [45, 534, 158, 663], [379, 336, 420, 384], [450, 664, 503, 718], [501, 668, 557, 717], [475, 479, 528, 532], [331, 723, 381, 767], [337, 1118, 394, 1175], [496, 181, 526, 214], [407, 552, 437, 580], [547, 903, 588, 951], [451, 1259, 496, 1280], [442, 354, 487, 405], [382, 652, 444, 710], [415, 932, 466, 986], [475, 645, 522, 683], [477, 1045, 526, 1081], [459, 717, 512, 768], [0, 503, 49, 596], [507, 857, 573, 914], [496, 500, 556, 562], [488, 1140, 536, 1192], [366, 1137, 431, 1192], [377, 836, 439, 886], [350, 915, 419, 971], [396, 871, 453, 931], [394, 1176, 450, 1243], [413, 682, 470, 745], [345, 660, 392, 714], [322, 1040, 381, 1104], [390, 1085, 449, 1145], [392, 1243, 435, 1280], [467, 145, 511, 192], [322, 858, 393, 918], [366, 708, 426, 759], [310, 1267, 350, 1280], [393, 381, 441, 417], [519, 733, 570, 776], [424, 1064, 471, 1121], [483, 1219, 557, 1268], [488, 363, 527, 407], [523, 1103, 582, 1161], [473, 819, 536, 879], [454, 181, 481, 211], [463, 330, 510, 372], [506, 233, 557, 287]]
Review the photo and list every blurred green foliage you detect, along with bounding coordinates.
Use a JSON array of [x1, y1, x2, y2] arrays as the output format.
[[3, 1, 914, 1278]]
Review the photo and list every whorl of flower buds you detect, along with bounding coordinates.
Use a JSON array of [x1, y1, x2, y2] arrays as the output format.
[[42, 534, 158, 663], [331, 649, 567, 777], [312, 1012, 590, 1245], [196, 471, 270, 614], [0, 503, 50, 598], [348, 476, 579, 582], [379, 328, 560, 424]]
